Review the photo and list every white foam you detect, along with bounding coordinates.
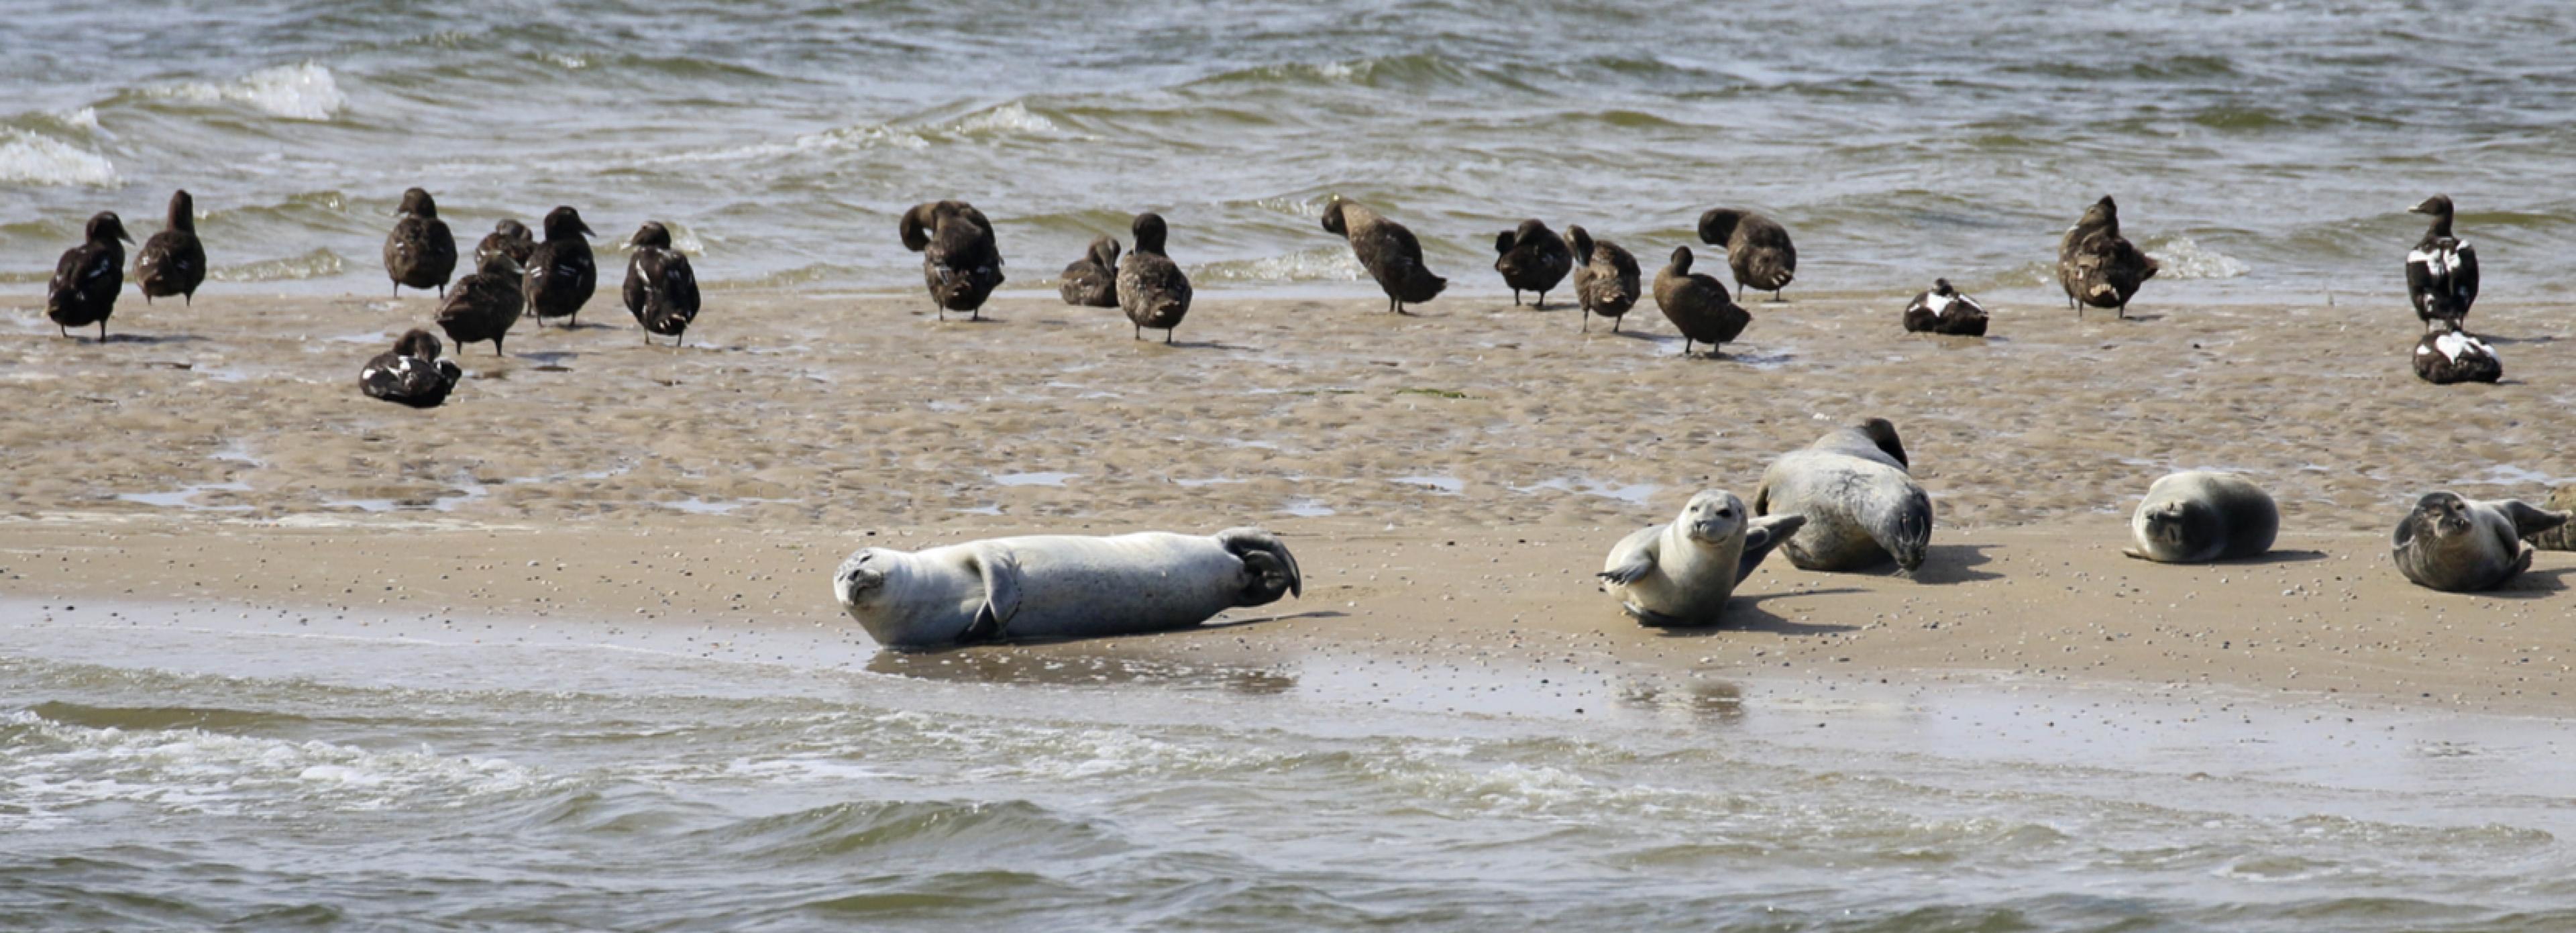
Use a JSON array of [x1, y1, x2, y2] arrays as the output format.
[[0, 130, 118, 186], [1189, 247, 1368, 284], [0, 710, 540, 816], [944, 101, 1060, 136], [160, 63, 347, 121], [2145, 236, 2251, 280]]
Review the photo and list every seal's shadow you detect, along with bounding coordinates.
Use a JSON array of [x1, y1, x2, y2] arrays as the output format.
[[2489, 565, 2573, 599], [1910, 543, 2003, 585], [2218, 549, 2330, 565], [1652, 588, 1866, 637]]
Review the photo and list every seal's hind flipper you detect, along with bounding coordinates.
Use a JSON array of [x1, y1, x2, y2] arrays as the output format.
[[2498, 501, 2573, 541], [1620, 601, 1687, 628], [1739, 514, 1807, 580], [1218, 527, 1301, 604]]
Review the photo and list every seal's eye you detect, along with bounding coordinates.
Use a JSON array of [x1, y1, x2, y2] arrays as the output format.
[[1716, 508, 1733, 518]]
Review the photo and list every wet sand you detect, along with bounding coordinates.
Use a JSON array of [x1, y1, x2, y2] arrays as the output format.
[[2, 289, 2570, 714]]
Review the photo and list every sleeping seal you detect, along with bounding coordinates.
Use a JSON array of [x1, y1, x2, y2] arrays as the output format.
[[2392, 492, 2569, 592], [1754, 418, 1934, 573], [1599, 490, 1805, 627], [833, 528, 1301, 649], [2124, 471, 2278, 563]]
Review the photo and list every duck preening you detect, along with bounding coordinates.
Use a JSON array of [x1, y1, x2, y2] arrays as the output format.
[[2413, 325, 2501, 385], [2404, 195, 2478, 331], [1696, 208, 1796, 302], [1059, 235, 1120, 308], [1493, 219, 1572, 309], [1653, 245, 1751, 357], [899, 200, 1005, 320], [623, 221, 701, 345], [360, 329, 464, 408], [384, 187, 458, 298], [48, 211, 130, 341], [525, 206, 598, 328], [1568, 225, 1640, 333], [1322, 196, 1445, 314], [136, 189, 206, 306], [2057, 195, 2158, 319], [436, 252, 524, 357], [1118, 213, 1192, 343], [1902, 278, 1990, 335], [476, 219, 536, 271]]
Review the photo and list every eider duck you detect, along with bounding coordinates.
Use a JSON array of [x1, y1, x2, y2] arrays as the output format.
[[2413, 326, 2501, 385], [1568, 225, 1640, 333], [46, 211, 129, 341], [435, 252, 524, 357], [135, 189, 205, 306], [1695, 208, 1796, 301], [1321, 196, 1445, 314], [2057, 195, 2159, 318], [384, 187, 458, 298], [2405, 195, 2478, 331], [1059, 235, 1120, 308], [1902, 278, 1990, 335], [476, 219, 536, 271], [524, 206, 598, 328], [623, 221, 700, 345], [1117, 213, 1191, 343], [360, 329, 463, 408], [1493, 219, 1572, 309], [898, 200, 1005, 320], [1653, 246, 1751, 357]]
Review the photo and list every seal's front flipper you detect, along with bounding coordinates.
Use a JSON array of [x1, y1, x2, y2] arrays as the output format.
[[1599, 527, 1660, 586], [961, 545, 1022, 643], [2499, 500, 2573, 541], [1739, 514, 1807, 579]]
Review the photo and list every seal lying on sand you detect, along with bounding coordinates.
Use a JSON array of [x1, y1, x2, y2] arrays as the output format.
[[2533, 486, 2576, 552], [1599, 490, 1805, 626], [1754, 419, 1933, 573], [2391, 492, 2569, 592], [833, 528, 1301, 649], [2125, 471, 2277, 563]]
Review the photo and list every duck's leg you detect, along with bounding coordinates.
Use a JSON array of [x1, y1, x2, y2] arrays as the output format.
[[1512, 289, 1521, 306], [1164, 328, 1174, 345]]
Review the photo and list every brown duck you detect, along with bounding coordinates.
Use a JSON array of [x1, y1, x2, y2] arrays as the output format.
[[1321, 196, 1445, 314], [2057, 195, 2159, 318], [1568, 225, 1640, 333], [1696, 208, 1796, 301], [1654, 246, 1750, 356]]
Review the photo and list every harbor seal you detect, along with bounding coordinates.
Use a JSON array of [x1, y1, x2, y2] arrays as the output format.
[[2391, 492, 2570, 592], [2123, 471, 2278, 563], [2534, 486, 2576, 552], [833, 528, 1301, 649], [1754, 418, 1934, 573], [1598, 490, 1805, 626]]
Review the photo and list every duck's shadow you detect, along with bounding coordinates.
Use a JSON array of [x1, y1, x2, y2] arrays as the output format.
[[517, 351, 580, 366], [1141, 339, 1254, 352], [103, 333, 205, 345], [2481, 333, 2555, 346]]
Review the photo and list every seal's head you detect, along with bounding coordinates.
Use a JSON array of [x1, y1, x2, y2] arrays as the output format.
[[833, 548, 895, 612], [1678, 490, 1748, 546], [2139, 498, 2212, 555], [2400, 492, 2477, 546]]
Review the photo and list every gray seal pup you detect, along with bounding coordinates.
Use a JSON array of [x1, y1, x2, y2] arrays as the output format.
[[2124, 471, 2279, 563], [1599, 490, 1805, 626], [833, 528, 1301, 649], [1754, 418, 1933, 573], [2392, 492, 2569, 592]]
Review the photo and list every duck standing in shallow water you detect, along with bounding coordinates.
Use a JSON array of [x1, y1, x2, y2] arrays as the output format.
[[1697, 208, 1796, 302], [1653, 246, 1750, 357], [435, 253, 524, 357], [476, 219, 536, 271], [135, 189, 205, 306], [899, 200, 1004, 321], [2413, 326, 2501, 384], [1058, 235, 1120, 308], [384, 188, 458, 298], [360, 329, 464, 408], [525, 206, 598, 328], [1493, 219, 1572, 309], [2404, 195, 2478, 332], [1322, 196, 1445, 314], [623, 221, 700, 345], [48, 212, 130, 341], [2057, 195, 2158, 319], [1902, 278, 1990, 335], [1568, 225, 1640, 333], [1118, 213, 1192, 343]]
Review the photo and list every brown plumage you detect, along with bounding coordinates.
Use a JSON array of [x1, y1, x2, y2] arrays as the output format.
[[1901, 278, 1990, 336], [435, 252, 524, 357], [384, 187, 458, 298], [1321, 196, 1445, 314], [135, 189, 205, 306], [1567, 225, 1640, 333], [1696, 208, 1796, 301], [1117, 213, 1191, 343], [899, 200, 1005, 320], [622, 221, 700, 345], [476, 219, 535, 271], [1058, 235, 1120, 308], [1654, 246, 1751, 356], [524, 206, 598, 327], [1493, 219, 1572, 309], [2057, 195, 2159, 318], [48, 211, 130, 341], [359, 329, 463, 408]]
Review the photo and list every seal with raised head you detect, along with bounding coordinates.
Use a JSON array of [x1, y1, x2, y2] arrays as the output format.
[[1599, 490, 1806, 627], [2392, 492, 2569, 592], [1754, 418, 1934, 573], [2124, 471, 2278, 563], [833, 528, 1303, 649]]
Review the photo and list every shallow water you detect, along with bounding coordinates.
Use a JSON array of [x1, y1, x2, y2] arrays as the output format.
[[7, 0, 2575, 302], [3, 600, 2573, 930]]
